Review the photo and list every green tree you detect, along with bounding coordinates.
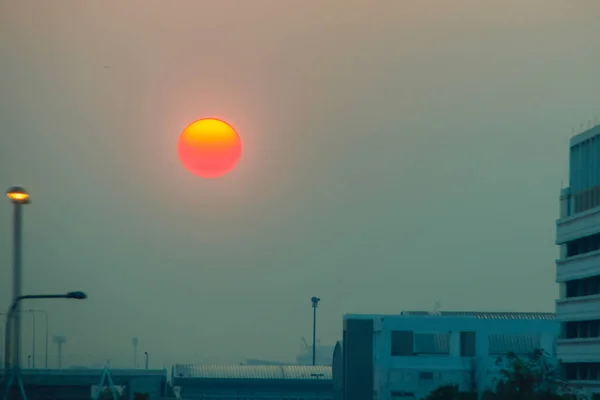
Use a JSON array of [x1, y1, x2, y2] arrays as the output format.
[[492, 348, 570, 400], [423, 349, 580, 400]]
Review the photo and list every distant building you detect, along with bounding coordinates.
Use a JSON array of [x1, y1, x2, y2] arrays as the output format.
[[245, 358, 288, 366], [296, 345, 336, 366], [172, 364, 332, 399], [556, 124, 600, 395], [335, 311, 558, 400]]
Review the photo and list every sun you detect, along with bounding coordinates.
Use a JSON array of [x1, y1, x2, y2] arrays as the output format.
[[177, 118, 242, 179]]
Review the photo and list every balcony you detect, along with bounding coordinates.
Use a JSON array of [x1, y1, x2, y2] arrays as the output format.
[[556, 295, 600, 321], [557, 207, 600, 244], [556, 250, 600, 282], [556, 337, 600, 362]]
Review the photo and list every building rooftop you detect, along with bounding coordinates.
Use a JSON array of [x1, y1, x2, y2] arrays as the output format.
[[570, 124, 600, 147], [344, 311, 555, 320], [399, 311, 556, 320], [173, 364, 332, 381]]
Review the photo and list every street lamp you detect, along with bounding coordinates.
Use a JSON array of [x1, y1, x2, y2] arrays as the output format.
[[144, 351, 149, 370], [28, 309, 48, 369], [3, 291, 86, 400], [6, 186, 31, 369], [311, 296, 320, 366], [4, 292, 87, 370]]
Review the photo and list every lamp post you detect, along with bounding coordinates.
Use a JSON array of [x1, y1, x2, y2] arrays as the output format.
[[30, 312, 35, 369], [3, 292, 86, 400], [4, 292, 87, 371], [6, 186, 31, 369], [144, 352, 148, 370], [311, 296, 320, 366], [29, 310, 48, 369]]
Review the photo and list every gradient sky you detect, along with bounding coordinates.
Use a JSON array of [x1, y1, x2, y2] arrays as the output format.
[[1, 0, 600, 368]]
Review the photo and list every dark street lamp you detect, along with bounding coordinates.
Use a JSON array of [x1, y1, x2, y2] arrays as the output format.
[[3, 292, 87, 399], [6, 186, 31, 369], [144, 352, 149, 370], [311, 296, 320, 366], [4, 292, 87, 370], [28, 309, 48, 369]]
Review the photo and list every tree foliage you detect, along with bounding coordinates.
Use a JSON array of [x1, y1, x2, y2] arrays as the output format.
[[422, 349, 581, 400]]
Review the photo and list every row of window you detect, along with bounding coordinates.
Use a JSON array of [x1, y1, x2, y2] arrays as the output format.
[[572, 187, 600, 214], [566, 275, 600, 298], [390, 331, 540, 357], [563, 320, 600, 339], [565, 362, 600, 381], [566, 232, 600, 258]]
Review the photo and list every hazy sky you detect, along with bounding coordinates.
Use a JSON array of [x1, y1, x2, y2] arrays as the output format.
[[1, 0, 600, 368]]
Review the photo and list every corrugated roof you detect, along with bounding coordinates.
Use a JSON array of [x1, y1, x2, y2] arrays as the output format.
[[489, 334, 541, 355], [399, 311, 555, 320], [173, 364, 332, 380]]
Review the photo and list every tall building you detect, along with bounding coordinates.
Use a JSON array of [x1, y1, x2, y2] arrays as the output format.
[[556, 124, 600, 394], [336, 311, 558, 400]]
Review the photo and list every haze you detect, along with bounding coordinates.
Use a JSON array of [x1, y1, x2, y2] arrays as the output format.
[[1, 0, 599, 368]]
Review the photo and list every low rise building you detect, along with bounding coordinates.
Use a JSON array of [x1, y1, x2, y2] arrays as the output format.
[[335, 311, 558, 400], [172, 364, 332, 400]]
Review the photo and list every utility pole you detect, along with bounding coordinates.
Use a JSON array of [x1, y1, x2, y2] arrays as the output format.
[[311, 297, 320, 366]]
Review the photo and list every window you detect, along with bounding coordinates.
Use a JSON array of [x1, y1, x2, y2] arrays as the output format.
[[418, 371, 434, 380], [566, 234, 600, 258], [391, 331, 414, 356], [563, 320, 600, 339], [564, 362, 600, 381], [460, 331, 476, 357], [414, 333, 450, 355], [566, 275, 600, 298], [488, 334, 540, 355]]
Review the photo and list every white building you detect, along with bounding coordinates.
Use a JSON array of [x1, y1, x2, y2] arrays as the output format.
[[334, 311, 558, 400], [556, 124, 600, 395]]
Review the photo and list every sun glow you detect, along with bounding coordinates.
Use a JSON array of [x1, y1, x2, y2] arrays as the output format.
[[177, 118, 242, 179]]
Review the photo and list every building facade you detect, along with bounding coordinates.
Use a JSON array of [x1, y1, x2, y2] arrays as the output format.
[[336, 311, 558, 400], [172, 364, 332, 400], [556, 124, 600, 395]]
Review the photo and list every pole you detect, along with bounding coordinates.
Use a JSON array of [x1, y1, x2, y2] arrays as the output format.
[[0, 314, 4, 367], [312, 305, 317, 366], [31, 311, 36, 369], [12, 203, 23, 369], [57, 342, 62, 369], [144, 352, 148, 370], [43, 311, 48, 369], [29, 310, 48, 368], [4, 310, 11, 370]]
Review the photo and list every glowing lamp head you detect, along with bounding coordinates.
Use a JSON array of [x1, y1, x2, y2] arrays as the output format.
[[6, 186, 30, 204], [177, 118, 242, 179]]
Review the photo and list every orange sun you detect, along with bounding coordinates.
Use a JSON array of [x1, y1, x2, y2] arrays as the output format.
[[177, 118, 242, 179]]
